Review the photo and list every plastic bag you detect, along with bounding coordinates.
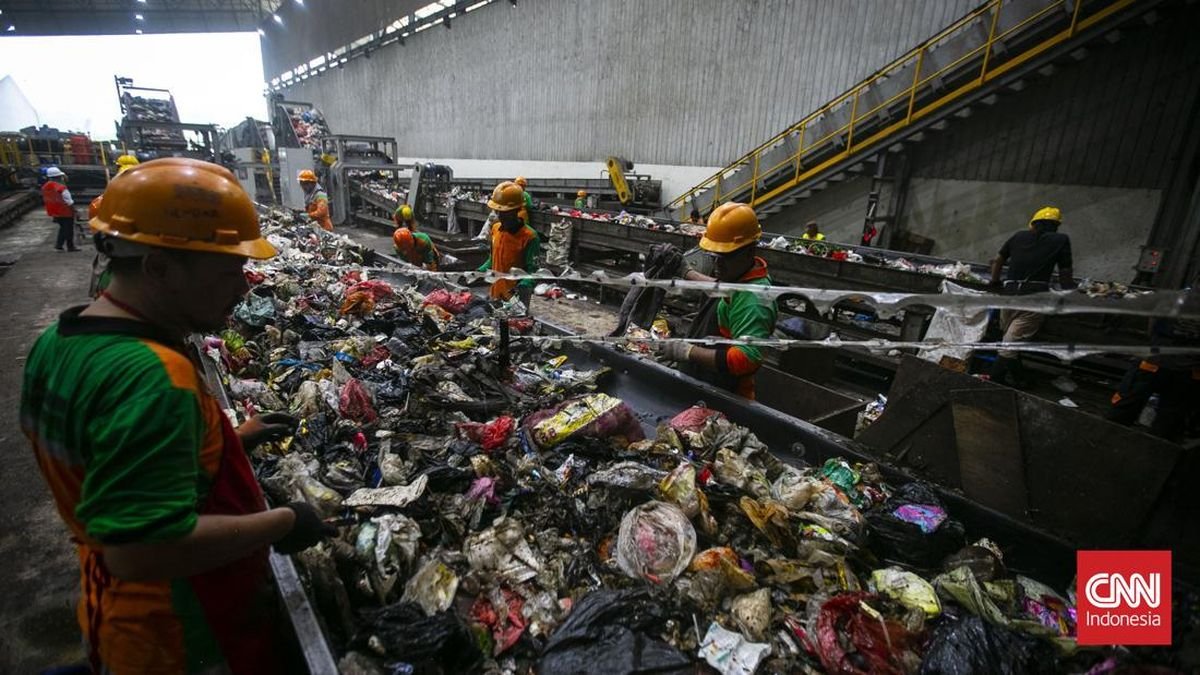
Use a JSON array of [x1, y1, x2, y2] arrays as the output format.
[[233, 293, 275, 327], [523, 394, 645, 450], [615, 501, 696, 584], [400, 558, 459, 615], [358, 603, 481, 672], [422, 288, 474, 314], [739, 497, 792, 548], [587, 461, 667, 492], [338, 378, 377, 423], [730, 588, 772, 641], [815, 592, 920, 675], [658, 463, 702, 518], [538, 589, 693, 675], [918, 615, 1057, 675], [345, 279, 394, 302], [713, 448, 772, 499], [468, 587, 526, 655], [456, 416, 515, 452], [770, 468, 819, 511], [689, 547, 756, 591], [872, 567, 942, 618], [464, 518, 543, 585], [339, 291, 376, 316], [698, 622, 771, 675], [866, 481, 964, 569]]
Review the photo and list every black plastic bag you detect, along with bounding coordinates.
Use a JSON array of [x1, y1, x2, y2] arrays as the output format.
[[919, 615, 1057, 675], [538, 589, 693, 674], [866, 481, 966, 569], [357, 602, 482, 674]]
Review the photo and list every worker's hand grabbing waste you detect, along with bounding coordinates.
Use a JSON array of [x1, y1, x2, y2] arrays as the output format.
[[236, 412, 300, 450], [653, 339, 693, 363], [273, 502, 337, 554]]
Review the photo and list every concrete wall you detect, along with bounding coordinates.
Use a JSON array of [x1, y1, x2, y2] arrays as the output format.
[[760, 2, 1198, 282], [904, 178, 1160, 281], [391, 156, 720, 206], [271, 0, 974, 168]]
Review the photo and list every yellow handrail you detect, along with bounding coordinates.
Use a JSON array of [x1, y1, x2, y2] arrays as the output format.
[[669, 0, 1134, 213]]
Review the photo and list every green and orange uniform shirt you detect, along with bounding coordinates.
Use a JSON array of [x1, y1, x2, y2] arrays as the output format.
[[20, 308, 279, 674], [478, 222, 540, 300], [713, 257, 778, 399], [395, 230, 440, 270]]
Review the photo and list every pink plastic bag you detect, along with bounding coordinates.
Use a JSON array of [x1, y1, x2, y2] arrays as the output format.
[[423, 289, 474, 314], [338, 379, 377, 423]]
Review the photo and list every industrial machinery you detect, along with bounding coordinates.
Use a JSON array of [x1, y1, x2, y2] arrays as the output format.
[[604, 155, 661, 209], [113, 76, 218, 161], [319, 135, 410, 226], [270, 94, 332, 149]]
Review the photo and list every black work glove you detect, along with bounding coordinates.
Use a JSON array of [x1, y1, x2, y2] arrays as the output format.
[[274, 502, 337, 555], [237, 412, 299, 450]]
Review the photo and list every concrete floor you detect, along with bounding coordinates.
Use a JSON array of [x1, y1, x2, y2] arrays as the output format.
[[0, 211, 92, 672]]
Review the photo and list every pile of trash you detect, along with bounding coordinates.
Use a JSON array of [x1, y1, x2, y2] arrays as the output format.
[[203, 212, 1191, 674], [1078, 280, 1150, 299], [356, 178, 407, 209], [280, 103, 332, 148]]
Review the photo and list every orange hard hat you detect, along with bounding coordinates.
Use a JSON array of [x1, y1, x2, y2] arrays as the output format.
[[700, 202, 761, 253], [514, 176, 528, 188], [577, 190, 587, 197], [90, 157, 275, 259], [88, 195, 103, 220], [298, 169, 318, 183], [392, 227, 414, 252], [488, 181, 526, 212]]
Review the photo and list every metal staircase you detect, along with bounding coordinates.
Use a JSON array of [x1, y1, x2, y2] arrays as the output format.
[[667, 0, 1158, 226]]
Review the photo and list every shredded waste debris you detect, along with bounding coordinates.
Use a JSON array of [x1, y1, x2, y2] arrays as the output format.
[[198, 210, 1194, 674]]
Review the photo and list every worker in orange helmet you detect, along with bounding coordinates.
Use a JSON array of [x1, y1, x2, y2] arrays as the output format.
[[297, 169, 333, 231], [656, 202, 778, 400], [392, 226, 440, 271], [478, 180, 540, 308], [22, 158, 334, 674], [514, 175, 535, 216]]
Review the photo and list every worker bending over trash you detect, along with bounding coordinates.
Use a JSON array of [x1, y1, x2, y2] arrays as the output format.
[[478, 180, 540, 308], [988, 206, 1075, 386], [656, 202, 778, 400], [21, 158, 334, 674], [298, 168, 334, 231], [393, 226, 441, 271], [393, 203, 419, 230]]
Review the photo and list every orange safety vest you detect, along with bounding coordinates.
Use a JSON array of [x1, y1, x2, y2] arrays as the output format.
[[42, 181, 74, 218], [488, 222, 536, 300], [304, 188, 334, 231]]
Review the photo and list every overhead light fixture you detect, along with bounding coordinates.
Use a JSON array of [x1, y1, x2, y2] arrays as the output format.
[[134, 14, 144, 21], [257, 28, 265, 36], [510, 0, 517, 6], [272, 14, 283, 24], [135, 29, 143, 34], [294, 0, 303, 4], [137, 0, 147, 3], [6, 25, 15, 32]]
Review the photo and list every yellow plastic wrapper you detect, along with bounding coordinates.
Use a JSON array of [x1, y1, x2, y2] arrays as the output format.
[[872, 567, 942, 618]]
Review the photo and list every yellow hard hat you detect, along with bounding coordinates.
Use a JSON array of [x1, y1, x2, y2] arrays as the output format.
[[700, 202, 761, 253], [90, 157, 276, 260], [514, 176, 528, 188], [488, 181, 526, 212], [298, 169, 318, 183], [1029, 206, 1061, 227], [397, 204, 414, 222], [116, 154, 139, 167], [577, 190, 587, 197]]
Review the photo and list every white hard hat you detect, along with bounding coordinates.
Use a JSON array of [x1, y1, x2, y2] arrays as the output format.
[[45, 167, 65, 178]]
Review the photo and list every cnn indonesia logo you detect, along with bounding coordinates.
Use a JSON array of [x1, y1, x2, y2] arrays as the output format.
[[1076, 550, 1172, 646]]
